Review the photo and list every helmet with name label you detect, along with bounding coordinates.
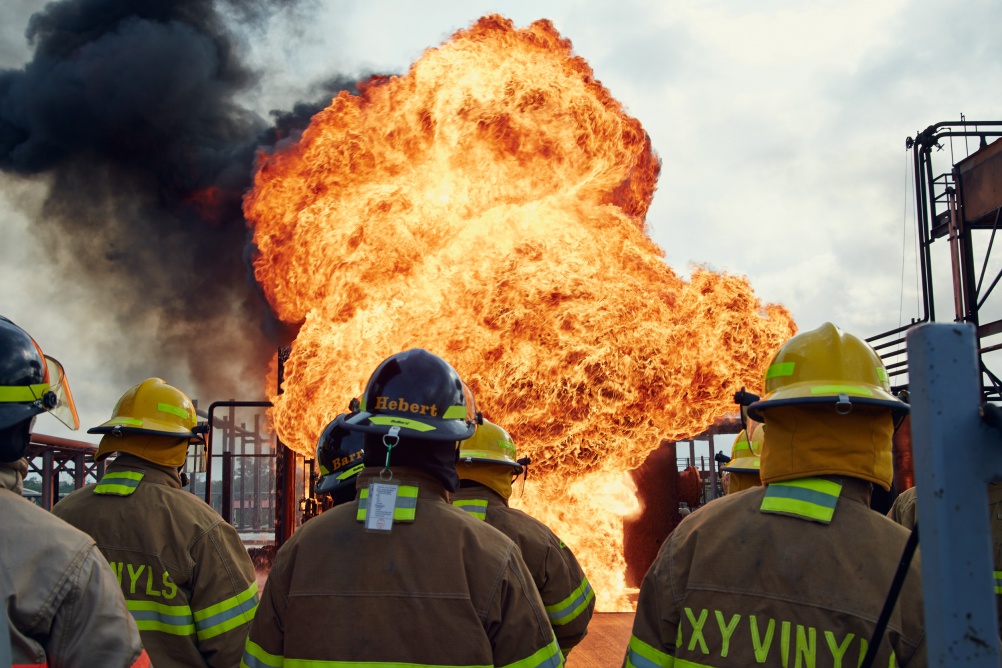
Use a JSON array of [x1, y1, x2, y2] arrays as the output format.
[[315, 416, 365, 497], [337, 349, 478, 442]]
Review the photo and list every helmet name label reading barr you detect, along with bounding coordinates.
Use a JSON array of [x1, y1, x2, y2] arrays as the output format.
[[373, 396, 438, 416]]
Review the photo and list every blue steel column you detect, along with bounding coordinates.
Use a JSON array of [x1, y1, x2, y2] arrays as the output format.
[[908, 322, 1001, 665]]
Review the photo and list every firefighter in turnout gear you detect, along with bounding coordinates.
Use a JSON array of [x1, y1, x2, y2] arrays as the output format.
[[244, 348, 563, 668], [453, 418, 595, 657], [0, 316, 149, 668], [625, 322, 927, 667], [52, 377, 258, 668], [314, 414, 364, 506]]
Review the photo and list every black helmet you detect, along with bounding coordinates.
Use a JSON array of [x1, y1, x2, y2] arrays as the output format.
[[338, 349, 478, 442], [315, 416, 364, 496], [0, 316, 79, 433]]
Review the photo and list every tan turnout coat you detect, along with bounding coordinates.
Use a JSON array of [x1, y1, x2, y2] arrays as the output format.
[[626, 477, 926, 667], [52, 454, 259, 668], [243, 467, 563, 668]]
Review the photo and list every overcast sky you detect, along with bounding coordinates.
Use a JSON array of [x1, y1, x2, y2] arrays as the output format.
[[3, 0, 1001, 447]]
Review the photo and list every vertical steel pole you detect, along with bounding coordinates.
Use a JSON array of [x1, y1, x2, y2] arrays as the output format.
[[908, 322, 1001, 665]]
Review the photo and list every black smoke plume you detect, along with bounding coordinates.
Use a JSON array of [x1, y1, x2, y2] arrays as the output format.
[[0, 0, 359, 400]]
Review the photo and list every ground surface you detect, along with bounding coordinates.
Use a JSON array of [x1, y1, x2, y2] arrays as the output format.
[[566, 613, 635, 667]]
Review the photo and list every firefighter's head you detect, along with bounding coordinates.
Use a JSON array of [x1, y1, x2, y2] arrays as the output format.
[[90, 378, 202, 468], [720, 424, 762, 494], [0, 316, 79, 462], [457, 419, 527, 500], [337, 349, 479, 492], [315, 416, 364, 506], [747, 322, 908, 491]]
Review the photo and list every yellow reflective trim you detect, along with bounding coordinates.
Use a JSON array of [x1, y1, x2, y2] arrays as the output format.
[[126, 598, 195, 636], [368, 416, 435, 432], [158, 402, 191, 419], [105, 416, 145, 427], [877, 367, 889, 383], [336, 463, 364, 481], [766, 362, 795, 379], [318, 464, 331, 475], [241, 638, 283, 668], [773, 477, 842, 496], [496, 637, 563, 668], [0, 383, 48, 403], [442, 405, 468, 420], [809, 384, 874, 397], [453, 498, 488, 520], [625, 635, 674, 667], [546, 577, 594, 626], [193, 582, 258, 620]]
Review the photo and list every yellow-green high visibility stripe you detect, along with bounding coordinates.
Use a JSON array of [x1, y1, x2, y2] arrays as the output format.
[[766, 362, 795, 380], [760, 478, 842, 524], [0, 382, 48, 403], [546, 577, 594, 626], [337, 464, 364, 481], [126, 599, 195, 636], [194, 582, 259, 641], [94, 470, 145, 496], [809, 384, 874, 396], [157, 401, 191, 419], [625, 635, 674, 668], [442, 405, 468, 420], [453, 498, 488, 520], [281, 660, 493, 667], [356, 486, 419, 522], [995, 570, 1002, 594], [241, 638, 283, 668], [496, 636, 563, 668], [877, 367, 889, 383], [104, 416, 145, 427], [368, 416, 435, 432]]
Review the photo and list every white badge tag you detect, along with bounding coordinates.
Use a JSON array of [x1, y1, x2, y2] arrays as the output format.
[[365, 482, 399, 532]]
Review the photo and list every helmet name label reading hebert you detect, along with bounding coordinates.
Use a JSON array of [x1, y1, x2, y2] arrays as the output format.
[[374, 396, 438, 416]]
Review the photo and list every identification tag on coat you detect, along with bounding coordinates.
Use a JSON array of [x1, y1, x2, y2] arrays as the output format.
[[365, 482, 399, 532]]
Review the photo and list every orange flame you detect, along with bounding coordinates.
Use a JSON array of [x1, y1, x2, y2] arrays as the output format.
[[246, 15, 796, 611]]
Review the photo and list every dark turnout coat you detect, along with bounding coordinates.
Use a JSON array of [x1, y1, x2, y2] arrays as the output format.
[[626, 476, 926, 667], [243, 467, 563, 668]]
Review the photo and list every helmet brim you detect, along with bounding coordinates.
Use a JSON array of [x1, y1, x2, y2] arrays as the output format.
[[747, 394, 909, 422], [337, 411, 475, 441], [0, 403, 45, 431]]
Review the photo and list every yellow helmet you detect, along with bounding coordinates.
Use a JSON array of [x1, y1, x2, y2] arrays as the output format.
[[747, 322, 908, 421], [457, 419, 525, 500], [91, 378, 201, 467], [720, 429, 761, 474], [459, 419, 520, 468]]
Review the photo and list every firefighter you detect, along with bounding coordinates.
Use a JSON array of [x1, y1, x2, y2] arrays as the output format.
[[314, 414, 364, 506], [625, 322, 926, 667], [244, 348, 563, 667], [453, 418, 595, 657], [719, 421, 763, 494], [0, 316, 149, 667], [52, 377, 259, 668]]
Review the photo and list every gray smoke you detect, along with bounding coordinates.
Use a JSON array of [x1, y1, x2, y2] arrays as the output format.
[[0, 0, 359, 400]]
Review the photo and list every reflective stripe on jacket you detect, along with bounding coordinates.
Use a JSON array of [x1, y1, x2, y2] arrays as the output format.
[[244, 467, 563, 667], [627, 476, 926, 667], [51, 454, 259, 668], [452, 486, 595, 654], [1, 464, 149, 668]]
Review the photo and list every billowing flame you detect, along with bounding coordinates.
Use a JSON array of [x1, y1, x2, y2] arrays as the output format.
[[245, 15, 796, 610]]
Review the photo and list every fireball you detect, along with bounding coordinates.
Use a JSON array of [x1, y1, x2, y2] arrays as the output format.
[[245, 15, 795, 610]]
